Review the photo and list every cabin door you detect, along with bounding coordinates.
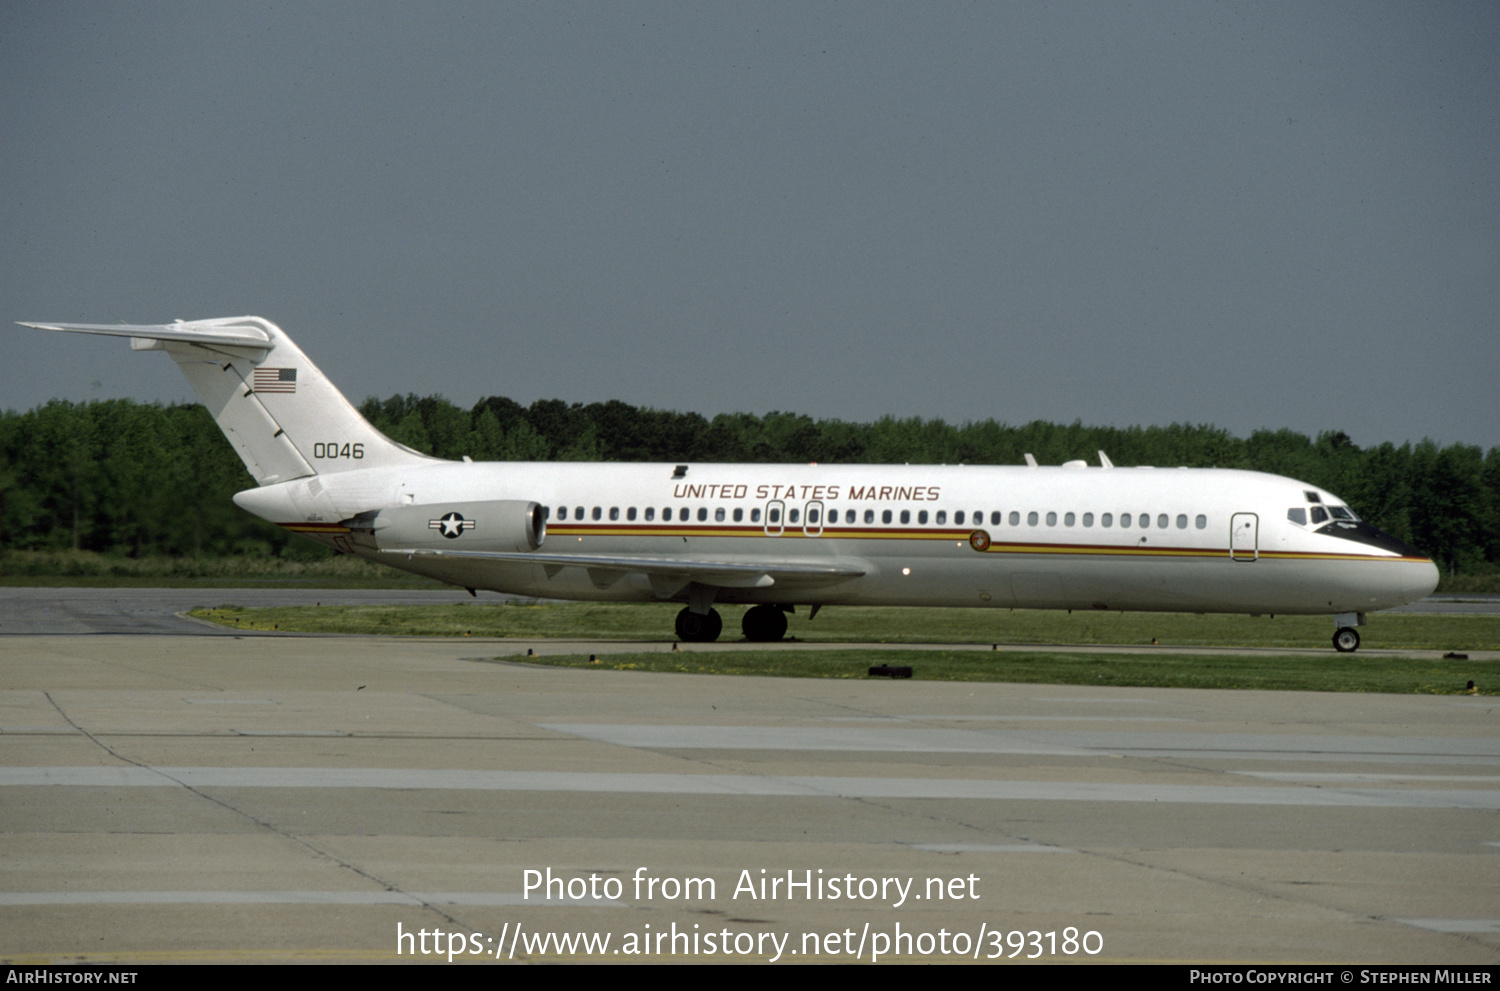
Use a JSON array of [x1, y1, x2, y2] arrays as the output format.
[[764, 500, 785, 536], [1230, 513, 1258, 561]]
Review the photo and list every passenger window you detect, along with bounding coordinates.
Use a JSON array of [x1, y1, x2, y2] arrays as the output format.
[[645, 507, 655, 522], [1064, 512, 1075, 526], [575, 506, 584, 519], [1045, 512, 1057, 526], [715, 507, 726, 522], [750, 508, 761, 522], [936, 510, 947, 524], [954, 511, 965, 525], [609, 507, 619, 521], [1311, 506, 1328, 524], [663, 507, 672, 522], [733, 508, 743, 522], [1102, 513, 1112, 527], [1121, 514, 1132, 528], [1009, 511, 1020, 526], [592, 507, 602, 521], [697, 508, 708, 522], [1158, 514, 1169, 529], [808, 508, 819, 524], [627, 507, 637, 521], [882, 510, 893, 524], [1139, 514, 1150, 529], [1195, 515, 1207, 529], [864, 509, 874, 524], [1082, 513, 1093, 527], [557, 506, 567, 520], [1175, 514, 1187, 529], [992, 511, 1002, 526], [900, 510, 911, 524], [769, 508, 780, 523], [789, 508, 800, 523], [918, 510, 928, 524]]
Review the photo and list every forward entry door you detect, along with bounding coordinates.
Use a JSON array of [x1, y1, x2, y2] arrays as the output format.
[[1230, 513, 1258, 561]]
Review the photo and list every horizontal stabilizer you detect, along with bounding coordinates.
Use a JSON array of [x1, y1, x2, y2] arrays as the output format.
[[18, 318, 275, 351]]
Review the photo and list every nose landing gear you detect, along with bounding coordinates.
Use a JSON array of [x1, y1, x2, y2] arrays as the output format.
[[1331, 611, 1365, 652]]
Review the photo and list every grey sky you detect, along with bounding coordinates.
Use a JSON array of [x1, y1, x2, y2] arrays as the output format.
[[4, 2, 1496, 451]]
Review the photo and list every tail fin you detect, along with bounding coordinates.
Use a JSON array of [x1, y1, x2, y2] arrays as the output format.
[[18, 317, 440, 485]]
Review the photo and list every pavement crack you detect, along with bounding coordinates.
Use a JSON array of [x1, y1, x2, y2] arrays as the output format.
[[40, 690, 471, 931]]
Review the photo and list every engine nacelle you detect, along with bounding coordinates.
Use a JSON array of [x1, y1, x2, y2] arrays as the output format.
[[362, 499, 546, 552]]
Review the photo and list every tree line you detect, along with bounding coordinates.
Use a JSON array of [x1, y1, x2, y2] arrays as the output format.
[[4, 394, 1497, 575]]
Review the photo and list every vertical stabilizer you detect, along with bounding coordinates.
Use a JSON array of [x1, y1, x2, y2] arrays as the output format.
[[18, 317, 441, 485]]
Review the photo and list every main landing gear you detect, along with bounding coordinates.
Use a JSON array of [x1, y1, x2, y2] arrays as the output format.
[[741, 604, 788, 642], [673, 605, 789, 643], [675, 607, 723, 643]]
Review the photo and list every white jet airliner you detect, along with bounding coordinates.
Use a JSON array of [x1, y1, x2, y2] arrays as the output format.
[[20, 316, 1438, 651]]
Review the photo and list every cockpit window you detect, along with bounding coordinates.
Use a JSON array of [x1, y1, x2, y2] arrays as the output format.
[[1328, 506, 1358, 521], [1305, 491, 1321, 503], [1287, 507, 1307, 525], [1310, 506, 1329, 524]]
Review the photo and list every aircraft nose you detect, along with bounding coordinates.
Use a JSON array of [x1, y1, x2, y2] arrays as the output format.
[[1376, 529, 1439, 603], [1408, 558, 1440, 601]]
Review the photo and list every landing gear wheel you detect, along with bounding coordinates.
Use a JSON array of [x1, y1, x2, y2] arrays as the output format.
[[1333, 627, 1360, 653], [742, 605, 788, 642], [675, 607, 723, 642]]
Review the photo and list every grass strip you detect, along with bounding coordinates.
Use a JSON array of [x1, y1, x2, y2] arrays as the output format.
[[188, 602, 1500, 651]]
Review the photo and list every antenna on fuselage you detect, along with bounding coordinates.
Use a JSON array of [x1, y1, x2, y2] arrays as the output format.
[[1024, 453, 1038, 468], [1098, 451, 1114, 469]]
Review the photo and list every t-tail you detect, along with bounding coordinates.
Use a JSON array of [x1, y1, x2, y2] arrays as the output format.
[[17, 317, 439, 485]]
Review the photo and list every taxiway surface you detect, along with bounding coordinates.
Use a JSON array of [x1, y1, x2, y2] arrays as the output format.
[[1, 590, 1497, 963]]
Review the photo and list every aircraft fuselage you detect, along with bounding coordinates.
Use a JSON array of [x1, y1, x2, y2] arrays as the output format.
[[234, 459, 1437, 618]]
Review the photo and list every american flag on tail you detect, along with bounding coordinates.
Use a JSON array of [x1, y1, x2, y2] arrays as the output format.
[[253, 367, 297, 393]]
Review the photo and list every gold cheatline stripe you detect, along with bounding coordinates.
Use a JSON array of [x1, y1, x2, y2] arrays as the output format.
[[550, 526, 1413, 563], [548, 526, 969, 540]]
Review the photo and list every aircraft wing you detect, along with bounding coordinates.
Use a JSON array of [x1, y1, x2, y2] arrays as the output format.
[[17, 319, 274, 351], [382, 548, 866, 591]]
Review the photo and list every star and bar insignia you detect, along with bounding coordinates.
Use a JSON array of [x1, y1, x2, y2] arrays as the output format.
[[429, 512, 476, 538]]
